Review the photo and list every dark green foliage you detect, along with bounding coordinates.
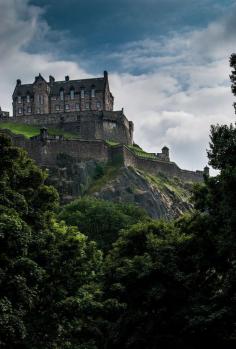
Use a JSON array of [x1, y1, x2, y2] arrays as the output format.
[[58, 197, 149, 252], [0, 134, 103, 349]]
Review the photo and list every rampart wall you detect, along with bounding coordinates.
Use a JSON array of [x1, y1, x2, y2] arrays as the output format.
[[0, 110, 133, 145], [1, 129, 203, 182]]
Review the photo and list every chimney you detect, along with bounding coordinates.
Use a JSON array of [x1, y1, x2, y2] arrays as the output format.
[[49, 75, 55, 84], [65, 75, 70, 81], [104, 70, 108, 79], [16, 79, 21, 86]]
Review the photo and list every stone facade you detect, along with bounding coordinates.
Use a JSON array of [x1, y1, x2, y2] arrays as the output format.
[[12, 71, 113, 117]]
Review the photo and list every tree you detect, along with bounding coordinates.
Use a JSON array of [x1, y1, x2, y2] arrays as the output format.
[[58, 197, 149, 252], [0, 134, 103, 349]]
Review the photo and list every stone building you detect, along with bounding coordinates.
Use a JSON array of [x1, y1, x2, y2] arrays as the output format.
[[0, 107, 9, 118], [12, 71, 114, 117]]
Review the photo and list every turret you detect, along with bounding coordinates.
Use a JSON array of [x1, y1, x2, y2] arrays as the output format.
[[162, 146, 170, 161]]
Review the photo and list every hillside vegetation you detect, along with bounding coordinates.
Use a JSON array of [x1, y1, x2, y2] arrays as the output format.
[[0, 121, 80, 139]]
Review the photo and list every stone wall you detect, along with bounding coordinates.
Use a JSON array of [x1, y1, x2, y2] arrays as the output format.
[[1, 129, 203, 182], [109, 145, 203, 182], [0, 110, 133, 145]]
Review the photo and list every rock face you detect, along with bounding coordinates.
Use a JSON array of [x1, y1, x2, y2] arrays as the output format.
[[91, 167, 193, 219], [46, 156, 193, 219]]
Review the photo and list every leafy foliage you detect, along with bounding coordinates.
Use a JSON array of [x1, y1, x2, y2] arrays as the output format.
[[58, 197, 149, 252], [0, 134, 103, 349]]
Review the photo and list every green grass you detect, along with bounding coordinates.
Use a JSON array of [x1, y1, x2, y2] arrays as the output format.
[[128, 145, 157, 160], [86, 163, 121, 194], [0, 122, 80, 139], [106, 140, 119, 146]]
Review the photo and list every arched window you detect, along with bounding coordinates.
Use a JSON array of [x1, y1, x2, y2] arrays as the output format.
[[70, 88, 75, 100], [60, 89, 64, 101]]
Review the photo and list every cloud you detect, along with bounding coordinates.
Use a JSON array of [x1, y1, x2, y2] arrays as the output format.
[[0, 0, 235, 173], [109, 10, 236, 171], [0, 0, 90, 112]]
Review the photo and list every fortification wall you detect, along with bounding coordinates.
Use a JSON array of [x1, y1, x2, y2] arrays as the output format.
[[2, 129, 109, 167], [110, 145, 203, 182], [1, 129, 203, 182], [0, 111, 133, 145]]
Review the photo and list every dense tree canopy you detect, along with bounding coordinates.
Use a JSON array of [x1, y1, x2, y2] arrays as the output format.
[[58, 197, 149, 252], [0, 135, 103, 349]]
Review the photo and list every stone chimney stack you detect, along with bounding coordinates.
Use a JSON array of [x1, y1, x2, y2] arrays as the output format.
[[49, 75, 55, 84], [16, 79, 21, 86], [104, 70, 108, 80], [65, 75, 70, 81]]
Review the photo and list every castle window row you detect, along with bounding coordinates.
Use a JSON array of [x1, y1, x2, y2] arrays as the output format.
[[54, 102, 101, 112], [16, 89, 97, 103]]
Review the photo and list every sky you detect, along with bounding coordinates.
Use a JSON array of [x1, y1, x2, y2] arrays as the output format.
[[0, 0, 236, 171]]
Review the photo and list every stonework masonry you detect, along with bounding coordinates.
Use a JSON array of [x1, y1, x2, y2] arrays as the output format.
[[0, 70, 205, 184], [1, 129, 204, 183]]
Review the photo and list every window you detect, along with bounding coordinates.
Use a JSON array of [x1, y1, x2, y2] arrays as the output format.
[[75, 103, 80, 111], [37, 108, 40, 114], [60, 90, 64, 101], [96, 102, 101, 110], [40, 95, 44, 105], [91, 88, 95, 98], [81, 89, 85, 98], [65, 104, 70, 110], [17, 96, 22, 104], [27, 107, 31, 113], [27, 95, 30, 103], [70, 89, 75, 100], [85, 103, 89, 110], [18, 107, 22, 114], [55, 105, 60, 111]]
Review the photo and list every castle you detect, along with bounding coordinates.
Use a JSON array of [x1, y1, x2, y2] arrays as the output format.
[[0, 71, 206, 187], [11, 72, 133, 145]]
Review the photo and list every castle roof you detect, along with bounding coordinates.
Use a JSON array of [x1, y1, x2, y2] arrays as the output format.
[[50, 77, 105, 95], [13, 76, 106, 97]]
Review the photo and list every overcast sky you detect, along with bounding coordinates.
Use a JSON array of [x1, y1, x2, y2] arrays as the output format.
[[0, 0, 235, 171]]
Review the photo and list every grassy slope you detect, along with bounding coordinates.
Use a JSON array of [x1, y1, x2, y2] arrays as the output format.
[[0, 122, 79, 139], [86, 161, 193, 204]]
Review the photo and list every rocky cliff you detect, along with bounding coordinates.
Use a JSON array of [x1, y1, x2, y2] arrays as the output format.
[[45, 155, 194, 219]]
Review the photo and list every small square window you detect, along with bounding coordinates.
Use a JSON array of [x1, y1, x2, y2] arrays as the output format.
[[96, 102, 101, 110], [18, 107, 22, 114], [27, 95, 30, 103], [81, 90, 85, 98], [17, 96, 22, 104], [27, 107, 31, 113], [56, 105, 60, 111], [91, 89, 95, 98], [75, 104, 80, 111], [65, 104, 70, 110], [37, 108, 40, 114], [85, 103, 89, 110]]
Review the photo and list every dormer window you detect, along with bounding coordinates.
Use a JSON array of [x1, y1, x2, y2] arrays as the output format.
[[91, 88, 95, 98], [70, 88, 75, 100], [26, 95, 30, 103], [60, 89, 64, 101], [17, 96, 22, 104], [81, 89, 85, 98]]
